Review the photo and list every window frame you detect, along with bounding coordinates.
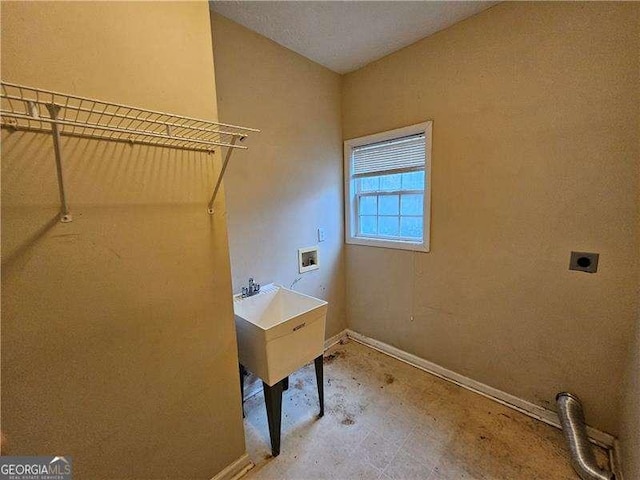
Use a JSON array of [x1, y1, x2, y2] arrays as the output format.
[[344, 122, 432, 252]]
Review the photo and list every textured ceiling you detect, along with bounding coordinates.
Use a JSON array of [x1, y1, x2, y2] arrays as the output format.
[[210, 1, 498, 74]]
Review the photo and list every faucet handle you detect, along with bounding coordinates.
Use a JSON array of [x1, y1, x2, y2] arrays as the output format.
[[244, 278, 259, 296]]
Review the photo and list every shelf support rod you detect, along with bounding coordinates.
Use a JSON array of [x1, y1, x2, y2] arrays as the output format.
[[45, 104, 72, 223], [207, 135, 238, 215]]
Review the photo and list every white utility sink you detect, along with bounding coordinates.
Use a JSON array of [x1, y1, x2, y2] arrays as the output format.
[[233, 284, 328, 386]]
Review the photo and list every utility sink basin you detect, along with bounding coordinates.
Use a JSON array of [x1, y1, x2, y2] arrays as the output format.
[[233, 284, 328, 386]]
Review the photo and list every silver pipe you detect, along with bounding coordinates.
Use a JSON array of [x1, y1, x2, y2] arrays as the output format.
[[556, 393, 614, 480]]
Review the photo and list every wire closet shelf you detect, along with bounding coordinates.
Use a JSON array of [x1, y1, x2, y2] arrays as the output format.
[[0, 81, 259, 220]]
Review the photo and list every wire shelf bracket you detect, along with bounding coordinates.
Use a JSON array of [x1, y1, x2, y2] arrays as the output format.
[[1, 81, 259, 221]]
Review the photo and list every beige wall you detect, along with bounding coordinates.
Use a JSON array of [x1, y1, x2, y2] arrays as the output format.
[[1, 2, 245, 479], [210, 13, 346, 338], [342, 2, 639, 436], [620, 313, 640, 479]]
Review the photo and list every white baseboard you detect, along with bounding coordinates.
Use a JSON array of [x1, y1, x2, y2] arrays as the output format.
[[325, 328, 348, 350], [345, 329, 615, 449], [210, 453, 253, 480]]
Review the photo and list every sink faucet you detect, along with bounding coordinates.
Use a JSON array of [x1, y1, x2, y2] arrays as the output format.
[[242, 278, 260, 298]]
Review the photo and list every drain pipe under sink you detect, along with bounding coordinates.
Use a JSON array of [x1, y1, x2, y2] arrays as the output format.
[[556, 393, 615, 480]]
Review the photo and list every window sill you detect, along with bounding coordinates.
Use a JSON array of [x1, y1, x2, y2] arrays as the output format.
[[345, 235, 429, 252]]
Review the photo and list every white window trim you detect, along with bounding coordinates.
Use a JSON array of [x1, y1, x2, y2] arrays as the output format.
[[344, 121, 432, 252]]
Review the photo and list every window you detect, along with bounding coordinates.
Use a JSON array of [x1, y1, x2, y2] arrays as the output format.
[[344, 122, 432, 252]]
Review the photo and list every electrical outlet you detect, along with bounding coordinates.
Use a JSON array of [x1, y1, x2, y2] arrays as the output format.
[[569, 252, 599, 273]]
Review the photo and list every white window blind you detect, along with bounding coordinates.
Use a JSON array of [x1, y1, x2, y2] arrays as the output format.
[[352, 133, 425, 178]]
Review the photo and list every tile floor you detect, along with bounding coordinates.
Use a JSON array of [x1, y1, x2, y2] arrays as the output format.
[[241, 339, 610, 480]]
